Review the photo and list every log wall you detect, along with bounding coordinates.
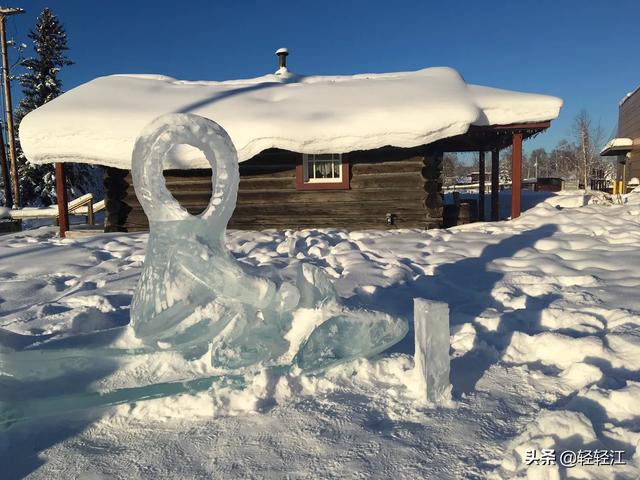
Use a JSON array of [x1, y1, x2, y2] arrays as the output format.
[[104, 147, 441, 232]]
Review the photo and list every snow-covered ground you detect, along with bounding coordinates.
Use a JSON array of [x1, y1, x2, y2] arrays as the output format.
[[1, 191, 640, 479]]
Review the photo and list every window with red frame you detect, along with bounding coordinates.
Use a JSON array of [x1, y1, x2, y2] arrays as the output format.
[[296, 153, 349, 190]]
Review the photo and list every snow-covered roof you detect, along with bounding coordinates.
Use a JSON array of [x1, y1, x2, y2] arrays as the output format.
[[620, 84, 640, 106], [19, 67, 562, 169], [600, 137, 634, 156]]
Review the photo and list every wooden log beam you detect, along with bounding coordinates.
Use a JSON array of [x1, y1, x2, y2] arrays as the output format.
[[55, 162, 69, 237], [491, 149, 499, 221], [478, 151, 485, 221], [511, 133, 523, 219], [423, 152, 443, 229], [492, 121, 551, 130], [468, 121, 551, 131], [104, 167, 133, 232]]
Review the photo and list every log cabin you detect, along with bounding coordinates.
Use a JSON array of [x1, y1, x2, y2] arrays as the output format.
[[19, 49, 562, 234]]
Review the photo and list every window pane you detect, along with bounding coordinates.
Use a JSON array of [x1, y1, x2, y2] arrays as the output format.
[[317, 161, 330, 178], [307, 159, 314, 179]]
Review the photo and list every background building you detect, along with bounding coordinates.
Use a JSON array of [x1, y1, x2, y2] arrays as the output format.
[[601, 85, 640, 191]]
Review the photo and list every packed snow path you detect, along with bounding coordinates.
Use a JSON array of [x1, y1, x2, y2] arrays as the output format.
[[1, 192, 639, 479]]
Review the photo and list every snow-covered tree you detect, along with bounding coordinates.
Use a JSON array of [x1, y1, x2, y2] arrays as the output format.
[[16, 9, 73, 118], [15, 8, 102, 206], [499, 149, 512, 184]]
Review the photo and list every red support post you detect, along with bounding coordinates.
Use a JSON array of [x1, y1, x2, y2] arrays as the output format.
[[511, 132, 523, 219], [491, 149, 499, 221], [478, 151, 485, 221], [55, 162, 69, 237]]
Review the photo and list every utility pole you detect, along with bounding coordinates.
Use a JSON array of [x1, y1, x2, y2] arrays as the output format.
[[0, 120, 11, 206], [0, 6, 24, 208]]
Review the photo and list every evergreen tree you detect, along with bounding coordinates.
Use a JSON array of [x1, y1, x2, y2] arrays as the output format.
[[15, 8, 102, 206], [17, 9, 73, 118]]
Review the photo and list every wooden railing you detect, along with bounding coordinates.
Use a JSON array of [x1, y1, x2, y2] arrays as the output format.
[[4, 194, 105, 225]]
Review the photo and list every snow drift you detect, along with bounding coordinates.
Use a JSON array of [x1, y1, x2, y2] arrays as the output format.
[[18, 67, 562, 169], [3, 190, 640, 478]]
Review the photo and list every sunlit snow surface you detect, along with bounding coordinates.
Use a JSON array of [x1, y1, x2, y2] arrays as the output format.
[[2, 188, 640, 478]]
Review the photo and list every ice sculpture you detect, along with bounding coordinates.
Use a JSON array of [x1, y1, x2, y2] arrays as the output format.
[[413, 298, 451, 402], [0, 113, 408, 427], [129, 113, 408, 372]]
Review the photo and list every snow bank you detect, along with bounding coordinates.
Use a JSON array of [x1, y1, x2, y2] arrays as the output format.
[[568, 382, 640, 425], [540, 190, 613, 208], [495, 410, 599, 479], [19, 67, 562, 169]]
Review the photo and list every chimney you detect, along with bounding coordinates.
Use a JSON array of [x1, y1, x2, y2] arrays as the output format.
[[275, 47, 289, 73]]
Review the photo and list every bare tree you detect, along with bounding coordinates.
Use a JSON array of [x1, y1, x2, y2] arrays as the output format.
[[572, 110, 605, 189], [442, 153, 460, 186], [527, 148, 549, 178], [499, 110, 609, 191], [549, 139, 576, 180]]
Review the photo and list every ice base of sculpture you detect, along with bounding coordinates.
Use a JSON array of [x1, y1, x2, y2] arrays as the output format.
[[0, 113, 409, 427], [413, 298, 451, 403]]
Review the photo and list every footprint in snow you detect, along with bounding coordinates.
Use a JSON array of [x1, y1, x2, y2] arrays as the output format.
[[92, 250, 115, 262]]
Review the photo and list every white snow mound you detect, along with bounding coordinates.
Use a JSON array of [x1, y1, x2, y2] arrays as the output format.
[[18, 67, 562, 169]]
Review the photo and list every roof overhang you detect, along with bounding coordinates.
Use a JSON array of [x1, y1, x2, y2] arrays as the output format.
[[600, 137, 634, 157], [429, 121, 551, 152]]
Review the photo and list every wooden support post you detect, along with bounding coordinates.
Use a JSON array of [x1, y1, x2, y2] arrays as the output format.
[[511, 132, 523, 219], [87, 201, 95, 225], [478, 151, 485, 221], [55, 162, 69, 237], [491, 149, 499, 221]]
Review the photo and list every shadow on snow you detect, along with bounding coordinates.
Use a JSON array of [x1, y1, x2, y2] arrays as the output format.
[[346, 223, 559, 399]]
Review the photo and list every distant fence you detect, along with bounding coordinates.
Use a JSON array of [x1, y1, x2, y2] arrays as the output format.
[[563, 180, 579, 191]]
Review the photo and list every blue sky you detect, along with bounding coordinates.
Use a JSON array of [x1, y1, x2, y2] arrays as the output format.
[[8, 0, 639, 154]]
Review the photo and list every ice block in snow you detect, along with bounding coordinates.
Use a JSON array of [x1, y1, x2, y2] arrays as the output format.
[[413, 298, 451, 402], [295, 310, 408, 373]]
